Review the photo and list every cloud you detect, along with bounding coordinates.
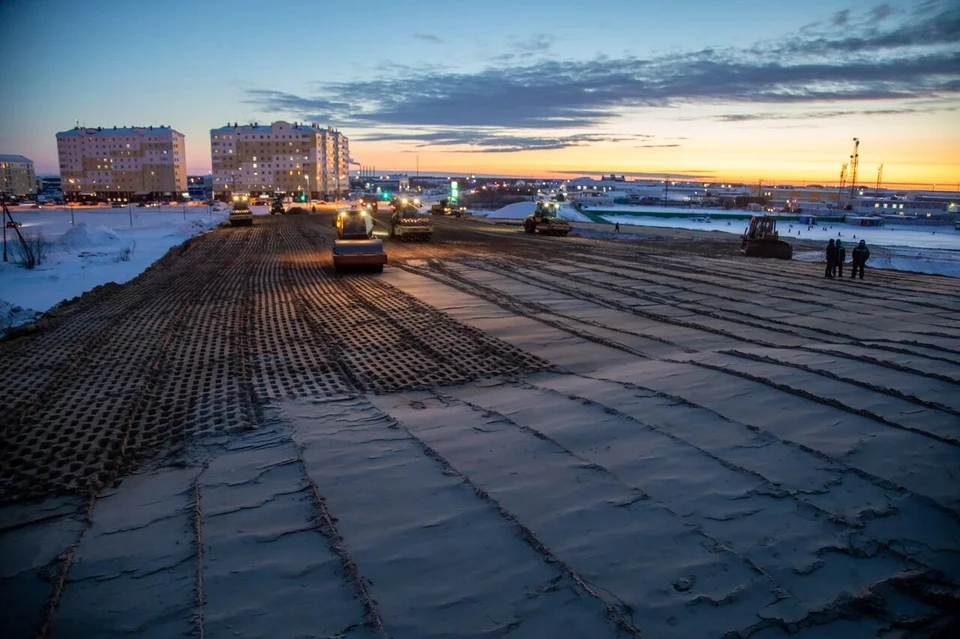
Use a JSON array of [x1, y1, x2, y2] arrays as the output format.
[[356, 129, 640, 153], [709, 104, 956, 122], [552, 170, 717, 180], [634, 143, 681, 148], [414, 33, 444, 44], [832, 9, 850, 26], [245, 1, 960, 150]]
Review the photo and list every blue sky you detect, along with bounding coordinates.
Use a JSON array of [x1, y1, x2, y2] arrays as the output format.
[[1, 0, 957, 185]]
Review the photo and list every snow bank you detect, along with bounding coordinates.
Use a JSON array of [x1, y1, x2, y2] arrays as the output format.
[[58, 223, 122, 249], [486, 202, 536, 219], [0, 300, 40, 335], [483, 202, 592, 223]]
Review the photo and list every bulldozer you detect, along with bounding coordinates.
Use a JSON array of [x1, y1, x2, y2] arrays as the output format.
[[430, 199, 464, 217], [269, 194, 285, 215], [523, 201, 571, 236], [389, 198, 433, 241], [229, 195, 253, 226], [740, 215, 792, 259], [333, 207, 387, 273]]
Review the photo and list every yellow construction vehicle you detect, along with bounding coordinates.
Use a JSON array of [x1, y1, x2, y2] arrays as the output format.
[[390, 197, 433, 241], [229, 195, 253, 226], [741, 215, 792, 259], [523, 201, 571, 236], [333, 207, 387, 272]]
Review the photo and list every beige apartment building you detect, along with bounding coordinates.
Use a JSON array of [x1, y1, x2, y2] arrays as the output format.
[[0, 155, 37, 197], [56, 126, 187, 202], [210, 121, 350, 200]]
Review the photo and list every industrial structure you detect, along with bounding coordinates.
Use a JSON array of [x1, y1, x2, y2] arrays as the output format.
[[56, 126, 187, 203], [210, 121, 349, 201]]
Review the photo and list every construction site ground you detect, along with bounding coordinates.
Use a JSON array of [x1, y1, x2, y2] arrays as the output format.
[[1, 212, 958, 638]]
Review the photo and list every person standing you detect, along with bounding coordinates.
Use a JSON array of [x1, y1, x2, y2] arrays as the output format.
[[851, 240, 870, 280], [824, 239, 836, 278], [614, 222, 620, 233], [834, 240, 846, 278]]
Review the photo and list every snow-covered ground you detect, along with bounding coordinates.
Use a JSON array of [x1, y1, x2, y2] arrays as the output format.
[[0, 206, 227, 330], [591, 215, 960, 277], [474, 201, 594, 223]]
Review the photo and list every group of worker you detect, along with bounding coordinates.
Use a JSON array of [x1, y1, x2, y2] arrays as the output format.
[[825, 239, 870, 279]]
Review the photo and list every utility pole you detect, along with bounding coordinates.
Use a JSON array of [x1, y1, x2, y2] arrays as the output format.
[[663, 177, 669, 207], [876, 164, 883, 190]]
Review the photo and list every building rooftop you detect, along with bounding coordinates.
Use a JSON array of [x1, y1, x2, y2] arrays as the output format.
[[56, 126, 183, 137], [210, 121, 341, 134], [0, 154, 33, 163]]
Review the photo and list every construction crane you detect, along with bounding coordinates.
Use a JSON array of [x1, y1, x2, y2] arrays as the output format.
[[838, 163, 848, 208], [876, 164, 884, 190], [849, 137, 860, 200]]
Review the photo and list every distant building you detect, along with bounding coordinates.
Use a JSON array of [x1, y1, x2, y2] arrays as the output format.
[[56, 125, 187, 202], [210, 121, 350, 200], [187, 175, 213, 201], [0, 154, 37, 197]]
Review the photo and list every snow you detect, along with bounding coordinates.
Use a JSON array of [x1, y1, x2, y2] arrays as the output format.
[[595, 215, 960, 276], [0, 206, 227, 332], [478, 201, 593, 223]]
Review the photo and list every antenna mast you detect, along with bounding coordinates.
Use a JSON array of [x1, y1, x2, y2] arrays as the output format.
[[876, 164, 883, 190]]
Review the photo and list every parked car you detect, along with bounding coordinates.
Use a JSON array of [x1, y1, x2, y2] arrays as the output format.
[[112, 202, 124, 208], [5, 220, 23, 228]]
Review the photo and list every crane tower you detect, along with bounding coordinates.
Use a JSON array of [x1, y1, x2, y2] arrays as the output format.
[[849, 137, 860, 199]]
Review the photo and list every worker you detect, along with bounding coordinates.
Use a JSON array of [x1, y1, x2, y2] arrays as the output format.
[[851, 240, 870, 280], [824, 239, 836, 278], [834, 240, 846, 278]]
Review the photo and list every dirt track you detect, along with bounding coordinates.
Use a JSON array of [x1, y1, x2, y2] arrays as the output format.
[[1, 212, 958, 638]]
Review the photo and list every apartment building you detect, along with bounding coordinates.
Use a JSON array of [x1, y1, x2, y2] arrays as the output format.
[[56, 126, 187, 202], [210, 121, 350, 200], [0, 154, 37, 197]]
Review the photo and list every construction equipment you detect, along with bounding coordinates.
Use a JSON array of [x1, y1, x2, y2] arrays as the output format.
[[333, 207, 387, 273], [523, 201, 571, 236], [360, 194, 380, 213], [740, 215, 792, 259], [430, 199, 464, 217], [389, 198, 433, 241], [270, 194, 285, 215], [229, 195, 253, 227]]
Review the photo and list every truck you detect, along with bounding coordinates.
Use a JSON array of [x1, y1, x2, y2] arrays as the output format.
[[523, 201, 571, 236]]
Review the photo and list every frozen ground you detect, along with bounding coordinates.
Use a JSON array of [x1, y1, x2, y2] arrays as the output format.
[[0, 206, 227, 332], [1, 215, 957, 638]]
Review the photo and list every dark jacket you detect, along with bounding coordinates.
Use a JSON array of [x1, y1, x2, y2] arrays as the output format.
[[852, 242, 870, 264], [825, 240, 836, 263], [835, 242, 846, 263]]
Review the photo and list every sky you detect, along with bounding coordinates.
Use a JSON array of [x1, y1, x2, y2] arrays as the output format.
[[1, 0, 958, 187]]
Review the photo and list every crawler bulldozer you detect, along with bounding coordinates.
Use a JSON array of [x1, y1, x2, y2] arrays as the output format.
[[333, 207, 387, 273], [740, 215, 792, 259], [523, 201, 571, 236]]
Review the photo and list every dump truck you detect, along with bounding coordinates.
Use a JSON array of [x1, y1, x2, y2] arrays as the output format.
[[390, 198, 433, 241], [229, 195, 253, 226], [741, 215, 792, 259], [333, 207, 387, 272], [523, 201, 571, 236]]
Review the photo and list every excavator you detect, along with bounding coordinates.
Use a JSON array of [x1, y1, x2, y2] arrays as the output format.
[[389, 197, 433, 241], [333, 206, 387, 272], [740, 215, 792, 259], [523, 201, 571, 236]]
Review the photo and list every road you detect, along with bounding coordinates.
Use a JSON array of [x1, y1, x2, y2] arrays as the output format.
[[1, 212, 958, 638]]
